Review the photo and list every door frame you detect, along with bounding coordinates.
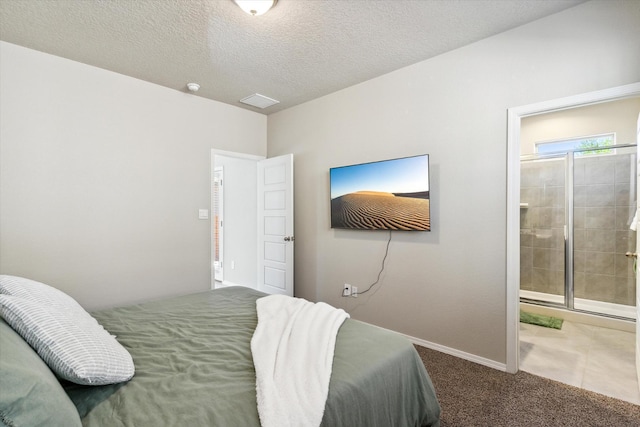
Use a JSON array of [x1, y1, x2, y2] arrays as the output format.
[[505, 82, 640, 374], [636, 112, 640, 386]]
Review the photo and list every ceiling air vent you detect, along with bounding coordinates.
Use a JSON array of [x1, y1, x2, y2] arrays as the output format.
[[239, 93, 280, 109]]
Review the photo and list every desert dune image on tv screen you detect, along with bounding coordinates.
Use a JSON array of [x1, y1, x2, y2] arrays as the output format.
[[330, 155, 430, 231]]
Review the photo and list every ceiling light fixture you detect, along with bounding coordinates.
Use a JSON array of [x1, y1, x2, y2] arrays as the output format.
[[233, 0, 277, 16]]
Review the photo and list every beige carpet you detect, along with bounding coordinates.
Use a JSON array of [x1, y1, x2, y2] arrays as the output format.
[[415, 346, 640, 427]]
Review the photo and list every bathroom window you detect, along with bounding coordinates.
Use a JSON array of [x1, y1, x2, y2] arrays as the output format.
[[536, 133, 615, 156]]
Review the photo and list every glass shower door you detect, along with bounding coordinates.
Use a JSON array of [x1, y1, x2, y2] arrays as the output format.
[[572, 145, 637, 318], [520, 154, 568, 307], [520, 145, 637, 320]]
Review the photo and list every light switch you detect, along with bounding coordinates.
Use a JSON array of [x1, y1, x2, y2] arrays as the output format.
[[198, 209, 209, 220]]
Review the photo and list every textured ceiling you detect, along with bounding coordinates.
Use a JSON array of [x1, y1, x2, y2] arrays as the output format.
[[0, 0, 585, 114]]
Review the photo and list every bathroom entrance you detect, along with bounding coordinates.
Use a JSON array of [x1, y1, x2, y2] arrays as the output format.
[[506, 83, 640, 377]]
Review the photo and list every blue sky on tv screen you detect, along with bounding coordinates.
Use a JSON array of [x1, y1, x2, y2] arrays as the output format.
[[330, 155, 429, 199]]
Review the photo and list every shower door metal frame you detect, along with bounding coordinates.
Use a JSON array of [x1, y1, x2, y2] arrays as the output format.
[[519, 151, 570, 311], [565, 154, 575, 311]]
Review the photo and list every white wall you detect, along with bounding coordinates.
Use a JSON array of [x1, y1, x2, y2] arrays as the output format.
[[0, 41, 267, 310], [267, 0, 640, 364], [213, 154, 259, 288]]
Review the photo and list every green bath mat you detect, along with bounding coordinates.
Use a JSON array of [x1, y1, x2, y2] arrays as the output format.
[[520, 311, 563, 329]]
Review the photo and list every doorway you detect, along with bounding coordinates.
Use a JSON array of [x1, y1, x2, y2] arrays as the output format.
[[211, 150, 264, 290], [506, 82, 640, 374], [210, 150, 295, 296]]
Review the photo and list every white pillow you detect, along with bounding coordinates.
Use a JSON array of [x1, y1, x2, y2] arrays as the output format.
[[0, 275, 87, 308], [0, 275, 134, 385]]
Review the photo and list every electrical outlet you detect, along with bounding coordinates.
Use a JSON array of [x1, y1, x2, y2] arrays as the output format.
[[352, 286, 358, 297], [342, 284, 352, 297]]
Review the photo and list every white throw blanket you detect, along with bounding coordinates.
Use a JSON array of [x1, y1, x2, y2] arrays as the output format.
[[251, 295, 349, 427]]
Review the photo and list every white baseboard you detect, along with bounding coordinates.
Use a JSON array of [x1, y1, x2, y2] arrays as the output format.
[[403, 333, 508, 372], [367, 322, 507, 372]]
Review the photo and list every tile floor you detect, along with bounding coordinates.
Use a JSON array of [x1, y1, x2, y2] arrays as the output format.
[[519, 320, 640, 405]]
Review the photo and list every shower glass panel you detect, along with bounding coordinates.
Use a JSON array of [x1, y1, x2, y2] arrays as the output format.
[[520, 144, 637, 320], [520, 154, 567, 306], [573, 145, 637, 318]]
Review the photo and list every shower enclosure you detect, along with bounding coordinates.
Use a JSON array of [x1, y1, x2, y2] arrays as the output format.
[[520, 144, 637, 319]]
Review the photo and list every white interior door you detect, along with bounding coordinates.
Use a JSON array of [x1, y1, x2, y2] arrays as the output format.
[[257, 154, 294, 296]]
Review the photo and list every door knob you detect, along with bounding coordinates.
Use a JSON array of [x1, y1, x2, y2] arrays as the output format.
[[284, 236, 295, 242], [625, 252, 637, 258]]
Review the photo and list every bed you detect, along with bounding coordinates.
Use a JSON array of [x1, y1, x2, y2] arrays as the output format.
[[1, 283, 440, 427]]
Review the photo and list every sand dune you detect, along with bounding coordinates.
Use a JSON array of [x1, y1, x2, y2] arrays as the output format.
[[331, 192, 430, 231]]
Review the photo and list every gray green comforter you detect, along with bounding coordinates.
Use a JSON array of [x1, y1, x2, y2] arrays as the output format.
[[63, 286, 440, 426]]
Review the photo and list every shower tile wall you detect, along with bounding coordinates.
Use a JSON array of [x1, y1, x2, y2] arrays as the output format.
[[520, 153, 637, 306], [574, 154, 636, 306], [521, 159, 566, 297]]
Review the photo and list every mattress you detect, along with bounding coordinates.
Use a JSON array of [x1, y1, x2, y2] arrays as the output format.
[[63, 286, 441, 426]]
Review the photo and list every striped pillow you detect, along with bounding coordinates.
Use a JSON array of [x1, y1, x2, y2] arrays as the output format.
[[0, 275, 87, 309], [0, 276, 134, 385]]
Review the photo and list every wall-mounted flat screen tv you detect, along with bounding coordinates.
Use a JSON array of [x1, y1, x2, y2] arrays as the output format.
[[330, 154, 430, 231]]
